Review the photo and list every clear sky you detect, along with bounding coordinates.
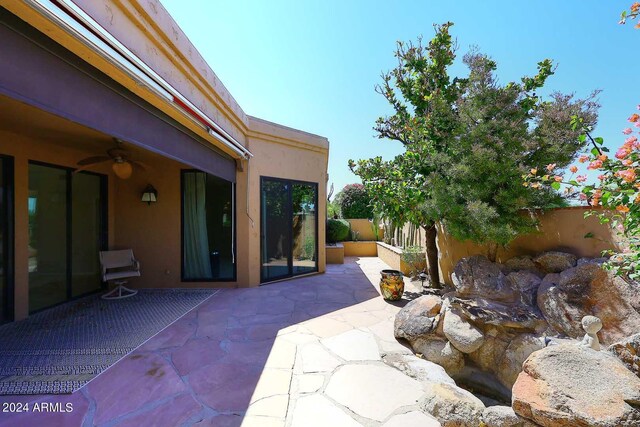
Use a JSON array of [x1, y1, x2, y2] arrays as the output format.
[[159, 0, 639, 196]]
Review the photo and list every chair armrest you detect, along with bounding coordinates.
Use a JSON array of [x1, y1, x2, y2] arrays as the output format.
[[133, 260, 140, 272]]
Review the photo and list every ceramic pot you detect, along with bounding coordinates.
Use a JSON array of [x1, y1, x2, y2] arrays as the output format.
[[379, 269, 404, 301]]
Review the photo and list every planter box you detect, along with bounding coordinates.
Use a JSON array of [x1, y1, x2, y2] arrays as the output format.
[[343, 241, 378, 257], [376, 242, 426, 276], [326, 243, 344, 264]]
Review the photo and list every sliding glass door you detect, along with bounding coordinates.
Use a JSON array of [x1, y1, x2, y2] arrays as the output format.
[[181, 171, 235, 281], [261, 177, 318, 283], [0, 156, 13, 323], [28, 162, 106, 313]]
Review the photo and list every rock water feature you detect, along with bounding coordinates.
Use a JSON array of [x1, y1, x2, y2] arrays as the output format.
[[391, 251, 640, 426]]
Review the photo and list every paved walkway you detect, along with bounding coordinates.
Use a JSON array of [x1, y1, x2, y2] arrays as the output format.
[[0, 258, 438, 427]]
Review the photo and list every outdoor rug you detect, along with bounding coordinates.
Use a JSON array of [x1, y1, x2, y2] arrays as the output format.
[[0, 289, 217, 395]]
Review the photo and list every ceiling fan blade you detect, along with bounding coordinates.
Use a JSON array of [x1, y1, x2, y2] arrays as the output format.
[[130, 160, 148, 172], [107, 147, 129, 158], [77, 156, 111, 166]]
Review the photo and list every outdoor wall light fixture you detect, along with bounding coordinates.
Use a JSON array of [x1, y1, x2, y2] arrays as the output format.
[[141, 184, 157, 205]]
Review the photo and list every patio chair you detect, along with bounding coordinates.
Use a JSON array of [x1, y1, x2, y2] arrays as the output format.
[[99, 249, 140, 300]]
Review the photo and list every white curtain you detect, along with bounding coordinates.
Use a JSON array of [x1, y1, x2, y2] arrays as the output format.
[[183, 172, 212, 278]]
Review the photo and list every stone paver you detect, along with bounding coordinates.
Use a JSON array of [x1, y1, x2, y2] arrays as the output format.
[[324, 364, 423, 422], [1, 257, 431, 427], [322, 329, 380, 361], [381, 411, 441, 427], [290, 394, 362, 427]]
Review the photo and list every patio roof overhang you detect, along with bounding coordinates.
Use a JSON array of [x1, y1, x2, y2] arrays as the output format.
[[0, 6, 237, 182]]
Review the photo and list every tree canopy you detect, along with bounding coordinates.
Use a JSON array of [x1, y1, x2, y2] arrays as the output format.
[[350, 22, 598, 284]]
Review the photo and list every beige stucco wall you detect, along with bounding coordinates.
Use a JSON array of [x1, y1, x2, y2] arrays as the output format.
[[346, 219, 383, 241], [343, 241, 377, 257], [401, 207, 618, 285]]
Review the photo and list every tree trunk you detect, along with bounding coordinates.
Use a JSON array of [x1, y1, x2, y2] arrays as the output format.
[[487, 242, 498, 262], [423, 223, 440, 288]]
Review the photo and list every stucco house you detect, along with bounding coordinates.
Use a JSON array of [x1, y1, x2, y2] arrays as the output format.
[[0, 0, 329, 323]]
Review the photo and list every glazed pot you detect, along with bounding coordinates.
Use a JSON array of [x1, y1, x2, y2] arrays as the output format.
[[379, 269, 404, 301]]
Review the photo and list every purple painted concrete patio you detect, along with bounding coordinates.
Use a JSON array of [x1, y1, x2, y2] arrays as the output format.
[[0, 258, 421, 427]]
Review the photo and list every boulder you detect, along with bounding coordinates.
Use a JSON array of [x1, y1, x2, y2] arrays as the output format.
[[412, 336, 464, 376], [512, 344, 640, 427], [482, 406, 531, 427], [467, 329, 510, 373], [533, 251, 577, 273], [577, 257, 607, 267], [537, 269, 640, 344], [443, 308, 485, 353], [382, 352, 456, 385], [420, 381, 486, 427], [557, 263, 601, 294], [394, 295, 442, 341], [451, 298, 548, 333], [504, 271, 542, 306], [504, 255, 544, 277], [452, 256, 517, 303], [608, 333, 640, 377], [536, 274, 585, 338], [496, 334, 545, 389]]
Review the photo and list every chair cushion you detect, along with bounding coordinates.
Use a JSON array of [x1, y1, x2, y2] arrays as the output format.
[[104, 270, 141, 281]]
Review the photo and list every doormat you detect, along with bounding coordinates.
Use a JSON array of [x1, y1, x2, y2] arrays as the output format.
[[0, 289, 217, 395]]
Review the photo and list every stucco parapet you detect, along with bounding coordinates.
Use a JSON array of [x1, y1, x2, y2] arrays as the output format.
[[246, 116, 329, 153]]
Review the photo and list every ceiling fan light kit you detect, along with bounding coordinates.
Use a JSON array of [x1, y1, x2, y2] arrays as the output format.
[[112, 160, 132, 179]]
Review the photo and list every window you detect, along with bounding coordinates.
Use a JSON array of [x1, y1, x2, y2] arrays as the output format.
[[181, 171, 235, 281]]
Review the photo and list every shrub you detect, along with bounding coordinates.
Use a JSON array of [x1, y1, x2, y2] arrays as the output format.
[[336, 183, 373, 219], [327, 218, 350, 243], [401, 246, 426, 278], [327, 201, 341, 219]]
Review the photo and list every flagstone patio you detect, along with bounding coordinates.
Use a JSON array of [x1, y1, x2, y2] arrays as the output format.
[[0, 257, 438, 427]]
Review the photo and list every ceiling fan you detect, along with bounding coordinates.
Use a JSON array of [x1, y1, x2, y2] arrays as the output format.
[[76, 139, 146, 179]]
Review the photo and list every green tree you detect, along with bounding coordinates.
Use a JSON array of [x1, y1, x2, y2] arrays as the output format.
[[351, 22, 597, 287], [335, 183, 374, 219]]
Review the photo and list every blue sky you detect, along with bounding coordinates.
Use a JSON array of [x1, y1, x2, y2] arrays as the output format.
[[160, 0, 639, 195]]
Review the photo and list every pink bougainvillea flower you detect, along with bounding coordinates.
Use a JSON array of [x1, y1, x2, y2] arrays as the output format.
[[554, 175, 563, 182], [617, 168, 637, 183], [587, 160, 603, 170], [630, 113, 640, 123], [635, 122, 640, 128], [598, 174, 606, 180], [546, 163, 556, 171], [624, 128, 633, 135], [617, 147, 631, 159], [569, 165, 578, 173], [576, 175, 587, 182], [579, 193, 588, 200], [590, 198, 600, 207], [578, 155, 589, 163], [617, 205, 630, 213], [598, 155, 608, 162], [624, 159, 634, 166], [625, 136, 638, 145]]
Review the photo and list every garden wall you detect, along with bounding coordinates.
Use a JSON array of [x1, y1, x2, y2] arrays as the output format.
[[345, 219, 383, 241], [401, 207, 620, 285]]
